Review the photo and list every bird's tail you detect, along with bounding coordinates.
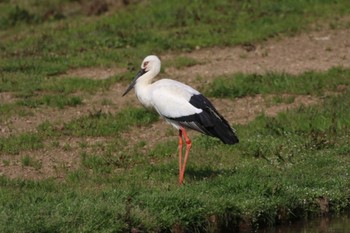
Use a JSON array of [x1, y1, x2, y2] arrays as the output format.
[[212, 122, 239, 144], [198, 112, 239, 144]]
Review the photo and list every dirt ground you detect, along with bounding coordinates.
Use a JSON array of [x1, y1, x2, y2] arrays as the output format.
[[0, 26, 349, 179]]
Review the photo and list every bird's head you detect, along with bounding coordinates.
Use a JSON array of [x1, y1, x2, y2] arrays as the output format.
[[122, 55, 161, 96], [141, 55, 161, 74]]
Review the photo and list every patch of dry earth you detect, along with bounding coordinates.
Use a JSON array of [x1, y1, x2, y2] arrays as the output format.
[[162, 28, 350, 87]]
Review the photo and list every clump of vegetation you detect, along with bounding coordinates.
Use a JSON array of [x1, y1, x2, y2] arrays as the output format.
[[21, 155, 42, 170], [0, 6, 37, 28], [164, 56, 201, 69], [0, 133, 43, 155]]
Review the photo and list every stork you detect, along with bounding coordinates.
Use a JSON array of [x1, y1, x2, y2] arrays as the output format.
[[122, 55, 238, 185]]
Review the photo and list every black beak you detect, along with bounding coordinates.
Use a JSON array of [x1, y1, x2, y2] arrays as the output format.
[[122, 69, 146, 96]]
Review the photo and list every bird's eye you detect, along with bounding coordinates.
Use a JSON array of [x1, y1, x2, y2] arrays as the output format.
[[143, 61, 149, 68]]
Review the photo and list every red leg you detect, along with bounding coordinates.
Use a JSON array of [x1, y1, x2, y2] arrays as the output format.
[[178, 129, 183, 185], [179, 128, 192, 185]]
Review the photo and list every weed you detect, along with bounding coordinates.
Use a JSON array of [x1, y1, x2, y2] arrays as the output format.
[[0, 103, 33, 122], [51, 140, 60, 148], [62, 143, 72, 151], [261, 50, 269, 57], [267, 95, 295, 106], [101, 98, 114, 106], [0, 133, 43, 155], [79, 141, 88, 149], [21, 155, 42, 170], [3, 6, 37, 27], [2, 160, 10, 166], [81, 152, 112, 174]]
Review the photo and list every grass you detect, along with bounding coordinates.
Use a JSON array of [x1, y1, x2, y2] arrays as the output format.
[[0, 102, 33, 122], [0, 72, 123, 94], [164, 56, 202, 69], [269, 95, 296, 105], [1, 0, 350, 232], [1, 0, 350, 72], [0, 133, 43, 155], [59, 107, 159, 137], [205, 67, 350, 98], [21, 155, 42, 170], [0, 94, 82, 123], [16, 94, 82, 109]]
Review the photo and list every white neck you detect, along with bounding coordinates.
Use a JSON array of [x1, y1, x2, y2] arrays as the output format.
[[134, 71, 157, 108]]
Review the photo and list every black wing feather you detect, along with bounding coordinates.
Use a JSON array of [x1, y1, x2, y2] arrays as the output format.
[[166, 94, 239, 144]]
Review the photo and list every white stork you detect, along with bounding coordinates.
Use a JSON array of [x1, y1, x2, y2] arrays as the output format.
[[122, 55, 239, 185]]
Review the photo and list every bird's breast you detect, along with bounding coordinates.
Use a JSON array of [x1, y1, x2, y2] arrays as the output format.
[[135, 85, 153, 109]]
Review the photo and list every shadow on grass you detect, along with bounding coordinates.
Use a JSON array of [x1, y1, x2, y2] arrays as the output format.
[[145, 163, 237, 183], [184, 166, 237, 181]]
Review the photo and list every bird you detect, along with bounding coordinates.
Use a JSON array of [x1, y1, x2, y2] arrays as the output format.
[[122, 55, 239, 185]]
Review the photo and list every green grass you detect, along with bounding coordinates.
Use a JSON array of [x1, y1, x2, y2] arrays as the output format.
[[0, 102, 33, 122], [60, 107, 159, 137], [269, 95, 296, 105], [0, 94, 82, 122], [0, 133, 43, 155], [0, 72, 123, 94], [164, 56, 202, 69], [41, 76, 123, 94], [21, 155, 42, 169], [1, 0, 350, 73], [205, 67, 350, 98], [16, 94, 82, 109]]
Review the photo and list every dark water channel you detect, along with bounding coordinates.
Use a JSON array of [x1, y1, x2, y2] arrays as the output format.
[[256, 212, 350, 233]]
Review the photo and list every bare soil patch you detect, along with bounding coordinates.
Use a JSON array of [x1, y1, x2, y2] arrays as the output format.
[[162, 28, 350, 86], [0, 92, 17, 104]]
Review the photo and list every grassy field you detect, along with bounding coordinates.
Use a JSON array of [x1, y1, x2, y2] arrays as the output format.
[[1, 0, 350, 232]]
